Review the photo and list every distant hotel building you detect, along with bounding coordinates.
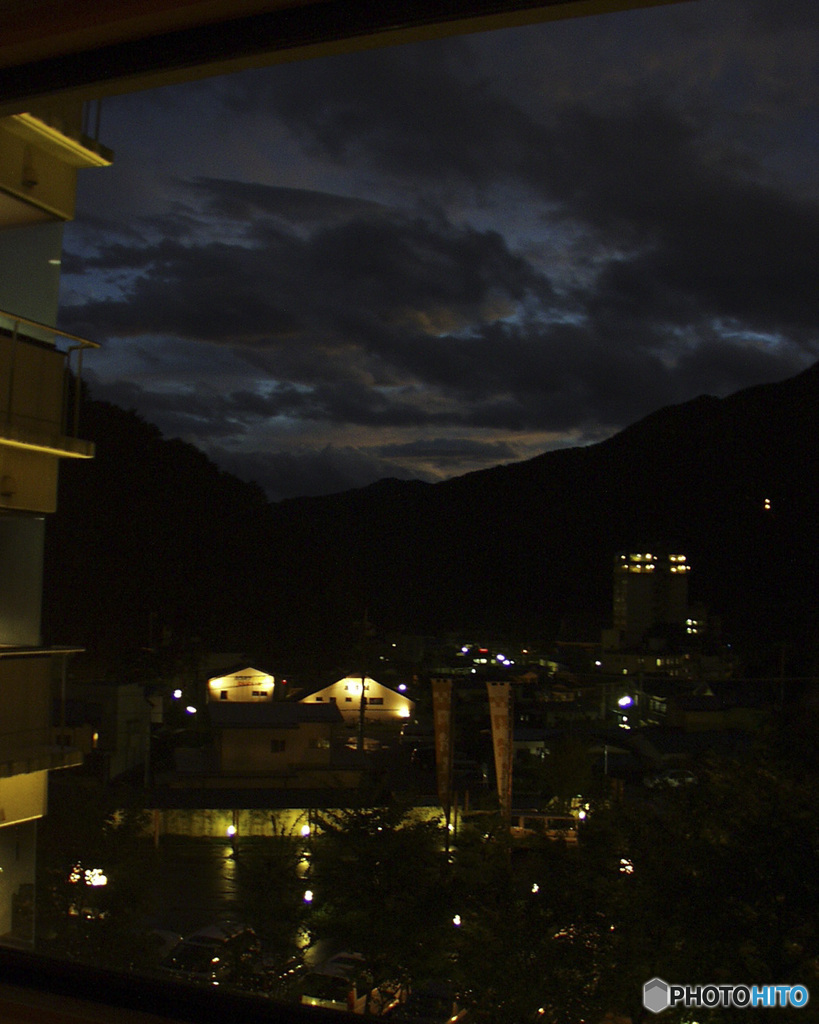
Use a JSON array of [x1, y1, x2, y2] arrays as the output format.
[[596, 549, 733, 682], [611, 551, 691, 648]]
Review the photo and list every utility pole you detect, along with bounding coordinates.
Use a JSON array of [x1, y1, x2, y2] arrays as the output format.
[[357, 610, 375, 753]]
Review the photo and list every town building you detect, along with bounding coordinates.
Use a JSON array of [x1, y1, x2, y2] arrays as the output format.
[[158, 662, 356, 788], [208, 700, 345, 781], [207, 665, 275, 702], [610, 551, 691, 648], [299, 675, 414, 726], [55, 680, 151, 781]]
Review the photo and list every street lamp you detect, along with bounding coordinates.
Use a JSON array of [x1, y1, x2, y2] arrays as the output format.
[[227, 823, 238, 859]]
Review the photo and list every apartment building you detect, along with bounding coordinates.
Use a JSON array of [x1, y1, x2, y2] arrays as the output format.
[[0, 101, 110, 944]]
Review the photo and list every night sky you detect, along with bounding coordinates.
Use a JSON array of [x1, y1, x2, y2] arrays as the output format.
[[57, 0, 819, 503]]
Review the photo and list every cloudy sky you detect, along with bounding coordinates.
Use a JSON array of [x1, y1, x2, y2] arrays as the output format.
[[57, 0, 819, 503]]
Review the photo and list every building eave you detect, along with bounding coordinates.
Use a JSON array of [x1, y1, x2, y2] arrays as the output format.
[[0, 1, 694, 114]]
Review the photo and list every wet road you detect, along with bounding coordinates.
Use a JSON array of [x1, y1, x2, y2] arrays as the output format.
[[143, 837, 242, 936], [139, 836, 331, 967]]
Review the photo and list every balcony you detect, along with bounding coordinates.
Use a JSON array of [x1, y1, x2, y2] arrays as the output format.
[[0, 646, 87, 777], [0, 309, 97, 460], [0, 100, 112, 225], [0, 737, 84, 778], [2, 102, 113, 170]]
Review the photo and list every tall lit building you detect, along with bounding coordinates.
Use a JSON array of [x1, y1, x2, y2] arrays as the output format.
[[611, 551, 691, 648], [0, 100, 110, 944]]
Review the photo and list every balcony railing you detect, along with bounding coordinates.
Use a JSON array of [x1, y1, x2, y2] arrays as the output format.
[[0, 309, 98, 458], [0, 726, 84, 777]]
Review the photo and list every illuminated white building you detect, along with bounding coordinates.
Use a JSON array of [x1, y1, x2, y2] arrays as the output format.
[[300, 675, 414, 726], [207, 666, 275, 702]]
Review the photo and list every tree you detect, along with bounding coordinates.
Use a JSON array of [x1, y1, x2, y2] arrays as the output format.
[[574, 726, 819, 1023], [232, 816, 312, 978], [307, 794, 449, 997], [449, 714, 819, 1023], [37, 776, 156, 967]]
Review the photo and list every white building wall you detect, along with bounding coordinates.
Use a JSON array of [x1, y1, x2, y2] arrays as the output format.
[[300, 676, 413, 725], [207, 667, 275, 702]]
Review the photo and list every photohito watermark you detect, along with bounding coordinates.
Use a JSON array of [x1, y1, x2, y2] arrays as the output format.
[[643, 978, 810, 1013]]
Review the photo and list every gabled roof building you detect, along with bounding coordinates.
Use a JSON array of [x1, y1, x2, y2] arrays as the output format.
[[299, 675, 414, 726]]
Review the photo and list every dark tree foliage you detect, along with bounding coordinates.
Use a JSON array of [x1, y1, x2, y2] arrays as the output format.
[[43, 399, 277, 668], [306, 796, 450, 989], [36, 776, 156, 968], [572, 721, 819, 1023], [232, 821, 312, 970], [376, 713, 819, 1024]]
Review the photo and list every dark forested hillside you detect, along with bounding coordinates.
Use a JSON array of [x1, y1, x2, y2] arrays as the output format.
[[43, 401, 277, 667], [43, 363, 819, 675]]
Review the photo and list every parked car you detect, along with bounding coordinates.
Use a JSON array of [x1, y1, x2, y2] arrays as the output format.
[[300, 952, 404, 1015], [160, 922, 260, 985], [133, 928, 184, 971], [644, 768, 697, 789], [389, 980, 471, 1022], [248, 953, 306, 999]]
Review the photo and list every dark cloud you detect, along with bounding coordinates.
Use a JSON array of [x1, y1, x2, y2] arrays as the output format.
[[221, 42, 535, 192], [82, 374, 256, 441], [188, 178, 384, 228], [744, 0, 819, 34], [61, 191, 545, 343], [64, 138, 819, 445], [558, 105, 819, 338], [59, 1, 819, 501], [219, 39, 819, 341]]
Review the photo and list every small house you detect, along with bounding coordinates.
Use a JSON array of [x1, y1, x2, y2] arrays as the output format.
[[207, 666, 275, 703], [300, 675, 414, 726]]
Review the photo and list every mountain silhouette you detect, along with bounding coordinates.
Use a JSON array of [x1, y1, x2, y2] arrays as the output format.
[[43, 363, 819, 676]]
